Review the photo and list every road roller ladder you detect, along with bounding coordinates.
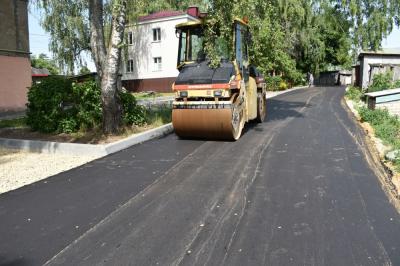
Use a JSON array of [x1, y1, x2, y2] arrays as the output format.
[[172, 17, 266, 140]]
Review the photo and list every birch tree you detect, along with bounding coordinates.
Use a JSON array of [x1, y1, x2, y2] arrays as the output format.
[[35, 0, 131, 133], [99, 1, 126, 133]]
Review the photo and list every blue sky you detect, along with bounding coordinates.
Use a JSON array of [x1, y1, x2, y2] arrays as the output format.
[[29, 10, 95, 72], [29, 10, 400, 73]]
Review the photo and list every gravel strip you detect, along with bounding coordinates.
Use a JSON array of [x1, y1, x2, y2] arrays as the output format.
[[0, 148, 99, 194]]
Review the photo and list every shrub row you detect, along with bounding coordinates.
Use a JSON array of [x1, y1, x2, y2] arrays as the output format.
[[265, 76, 289, 91], [358, 106, 400, 150], [27, 76, 146, 133]]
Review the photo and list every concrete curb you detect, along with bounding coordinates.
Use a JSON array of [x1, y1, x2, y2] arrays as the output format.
[[265, 86, 308, 99], [0, 123, 173, 156]]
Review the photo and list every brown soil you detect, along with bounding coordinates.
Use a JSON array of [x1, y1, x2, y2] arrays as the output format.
[[0, 125, 158, 144]]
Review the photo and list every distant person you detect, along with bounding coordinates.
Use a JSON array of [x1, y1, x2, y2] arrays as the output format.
[[308, 72, 314, 87]]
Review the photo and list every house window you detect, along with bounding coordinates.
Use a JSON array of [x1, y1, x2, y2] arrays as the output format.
[[153, 28, 161, 42], [153, 57, 162, 71], [127, 32, 133, 45], [127, 59, 133, 73]]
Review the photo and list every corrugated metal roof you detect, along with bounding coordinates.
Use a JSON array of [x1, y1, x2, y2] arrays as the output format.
[[359, 48, 400, 56], [365, 88, 400, 97], [31, 67, 50, 76]]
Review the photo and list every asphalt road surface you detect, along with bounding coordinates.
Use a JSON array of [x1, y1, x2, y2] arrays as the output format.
[[1, 86, 400, 266]]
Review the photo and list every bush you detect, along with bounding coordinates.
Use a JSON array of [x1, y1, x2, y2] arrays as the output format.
[[71, 81, 102, 130], [358, 106, 400, 149], [27, 78, 147, 133], [265, 76, 283, 91], [345, 86, 363, 102], [279, 81, 288, 90], [26, 76, 73, 132], [394, 79, 400, 89], [290, 71, 307, 86], [120, 92, 146, 126], [368, 72, 400, 92]]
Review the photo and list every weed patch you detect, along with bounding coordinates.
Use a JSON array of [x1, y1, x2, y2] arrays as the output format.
[[345, 86, 363, 102], [358, 106, 400, 169]]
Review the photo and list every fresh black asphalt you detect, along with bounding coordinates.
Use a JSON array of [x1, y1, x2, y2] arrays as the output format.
[[1, 86, 400, 265]]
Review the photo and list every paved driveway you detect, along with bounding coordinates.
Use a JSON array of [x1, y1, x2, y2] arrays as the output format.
[[1, 86, 399, 265]]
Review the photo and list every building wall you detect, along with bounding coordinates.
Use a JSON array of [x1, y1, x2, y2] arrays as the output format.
[[122, 15, 197, 92], [0, 0, 31, 111], [360, 55, 400, 89], [0, 55, 31, 111], [122, 77, 176, 93], [376, 101, 400, 116]]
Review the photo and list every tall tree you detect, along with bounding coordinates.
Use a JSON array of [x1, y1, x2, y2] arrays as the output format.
[[203, 0, 398, 76], [33, 0, 206, 134], [35, 0, 133, 134], [100, 1, 127, 133], [31, 53, 60, 75], [337, 0, 400, 50]]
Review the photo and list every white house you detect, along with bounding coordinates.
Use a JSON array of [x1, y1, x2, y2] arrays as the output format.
[[358, 48, 400, 89], [122, 8, 201, 92]]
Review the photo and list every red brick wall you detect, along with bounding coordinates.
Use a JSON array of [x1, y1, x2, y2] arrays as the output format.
[[0, 55, 31, 111], [123, 77, 176, 92]]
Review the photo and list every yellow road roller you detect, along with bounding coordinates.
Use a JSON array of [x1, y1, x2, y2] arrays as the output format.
[[172, 18, 266, 140]]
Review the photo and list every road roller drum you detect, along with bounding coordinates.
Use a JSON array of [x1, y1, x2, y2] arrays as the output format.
[[172, 99, 245, 140], [172, 16, 266, 140]]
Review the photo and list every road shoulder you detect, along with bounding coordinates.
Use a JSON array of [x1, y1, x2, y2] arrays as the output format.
[[343, 96, 400, 212]]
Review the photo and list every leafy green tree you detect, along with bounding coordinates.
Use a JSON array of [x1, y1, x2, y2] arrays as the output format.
[[32, 0, 209, 133], [202, 0, 398, 76], [31, 53, 60, 75], [34, 0, 134, 133], [337, 0, 400, 50], [79, 65, 91, 75]]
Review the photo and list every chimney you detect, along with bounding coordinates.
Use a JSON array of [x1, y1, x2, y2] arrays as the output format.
[[187, 6, 199, 18]]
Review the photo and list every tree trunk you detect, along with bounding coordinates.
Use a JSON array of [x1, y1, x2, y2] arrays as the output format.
[[88, 0, 107, 79], [101, 1, 126, 134]]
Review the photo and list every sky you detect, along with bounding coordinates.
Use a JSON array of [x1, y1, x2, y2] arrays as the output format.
[[381, 27, 400, 48], [29, 10, 96, 72], [28, 10, 400, 73]]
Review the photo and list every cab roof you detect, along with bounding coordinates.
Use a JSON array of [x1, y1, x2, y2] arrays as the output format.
[[176, 20, 202, 29]]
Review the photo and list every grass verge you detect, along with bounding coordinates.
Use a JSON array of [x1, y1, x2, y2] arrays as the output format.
[[132, 92, 174, 100], [0, 117, 27, 129], [345, 85, 363, 103], [357, 106, 400, 170], [0, 106, 172, 144]]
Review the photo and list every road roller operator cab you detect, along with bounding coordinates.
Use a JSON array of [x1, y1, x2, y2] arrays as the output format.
[[172, 18, 266, 140]]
